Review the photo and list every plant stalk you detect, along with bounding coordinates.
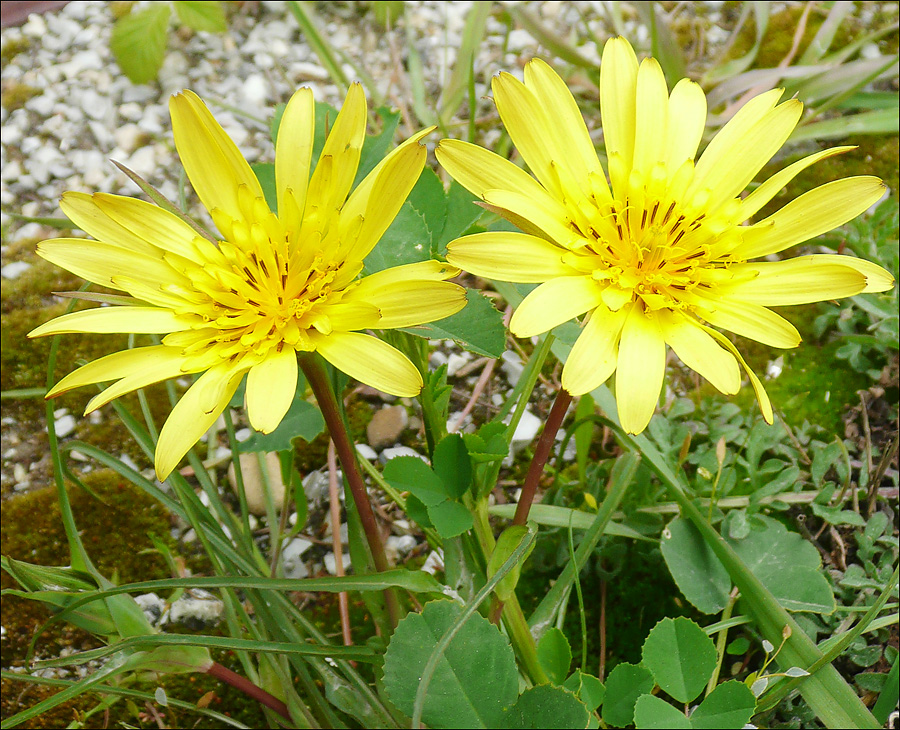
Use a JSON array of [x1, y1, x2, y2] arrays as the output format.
[[300, 354, 400, 628], [513, 389, 573, 526], [207, 661, 291, 722]]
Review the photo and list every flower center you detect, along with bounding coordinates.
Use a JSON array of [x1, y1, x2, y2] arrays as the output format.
[[569, 186, 742, 313], [162, 195, 351, 367]]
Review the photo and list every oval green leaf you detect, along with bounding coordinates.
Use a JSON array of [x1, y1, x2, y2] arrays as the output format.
[[634, 694, 692, 729], [641, 617, 717, 703], [601, 663, 655, 728], [383, 600, 518, 728]]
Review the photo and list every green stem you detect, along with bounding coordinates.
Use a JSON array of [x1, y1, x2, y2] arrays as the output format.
[[300, 354, 400, 629], [513, 390, 573, 526], [528, 453, 639, 637], [591, 386, 880, 729], [707, 589, 738, 696], [44, 290, 97, 577], [470, 500, 548, 684], [287, 1, 351, 91]]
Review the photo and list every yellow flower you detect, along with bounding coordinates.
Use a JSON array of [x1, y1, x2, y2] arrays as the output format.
[[30, 84, 466, 479], [438, 38, 894, 435]]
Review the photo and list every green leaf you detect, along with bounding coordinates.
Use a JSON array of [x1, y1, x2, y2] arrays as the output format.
[[311, 101, 340, 169], [660, 517, 731, 614], [237, 396, 324, 452], [727, 516, 835, 614], [383, 600, 518, 728], [789, 109, 899, 142], [404, 494, 433, 528], [432, 433, 472, 499], [641, 618, 717, 703], [662, 516, 836, 615], [383, 456, 446, 507], [633, 694, 692, 729], [505, 685, 591, 729], [537, 628, 572, 685], [110, 4, 171, 84], [353, 106, 402, 187], [364, 167, 447, 273], [250, 162, 277, 212], [563, 671, 605, 712], [403, 289, 506, 358], [173, 1, 227, 32], [573, 393, 596, 484], [689, 681, 756, 729], [364, 196, 432, 272], [487, 525, 536, 601], [427, 499, 473, 539], [601, 663, 655, 728], [437, 180, 483, 251], [809, 502, 867, 527]]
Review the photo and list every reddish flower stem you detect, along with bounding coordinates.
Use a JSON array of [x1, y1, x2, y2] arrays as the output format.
[[300, 354, 400, 629], [513, 389, 573, 526], [206, 661, 291, 721]]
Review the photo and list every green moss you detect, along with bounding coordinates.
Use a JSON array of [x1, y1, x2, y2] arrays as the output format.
[[726, 5, 860, 71], [0, 36, 32, 64], [1, 472, 175, 666], [1, 82, 41, 112], [736, 337, 870, 433], [758, 136, 899, 221]]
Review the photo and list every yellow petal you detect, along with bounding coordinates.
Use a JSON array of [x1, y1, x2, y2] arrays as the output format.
[[560, 304, 627, 395], [632, 58, 669, 183], [690, 88, 782, 197], [481, 190, 584, 249], [60, 192, 160, 257], [29, 306, 194, 337], [600, 37, 639, 196], [169, 90, 264, 223], [307, 82, 367, 214], [344, 280, 466, 329], [46, 345, 183, 399], [665, 79, 706, 171], [155, 362, 247, 480], [435, 139, 568, 221], [734, 177, 887, 259], [312, 332, 423, 397], [276, 86, 315, 222], [693, 297, 801, 349], [510, 276, 602, 338], [658, 310, 740, 394], [36, 239, 186, 290], [737, 146, 855, 222], [91, 193, 204, 262], [523, 58, 601, 183], [343, 127, 433, 225], [692, 95, 803, 210], [354, 259, 459, 289], [84, 352, 191, 413], [492, 71, 563, 197], [808, 254, 894, 293], [615, 304, 665, 434], [726, 258, 867, 305], [702, 325, 773, 424], [246, 347, 298, 433], [446, 231, 576, 283], [314, 299, 381, 332], [342, 134, 426, 261]]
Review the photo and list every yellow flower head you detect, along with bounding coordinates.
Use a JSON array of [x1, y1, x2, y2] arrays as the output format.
[[438, 38, 894, 435], [30, 84, 466, 479]]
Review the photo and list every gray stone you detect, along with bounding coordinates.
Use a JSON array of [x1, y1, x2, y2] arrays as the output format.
[[366, 405, 409, 449], [227, 452, 286, 515]]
